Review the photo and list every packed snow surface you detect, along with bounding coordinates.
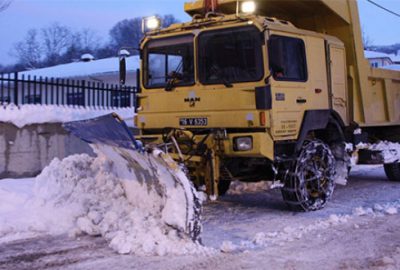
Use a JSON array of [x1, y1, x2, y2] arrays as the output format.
[[1, 165, 400, 269], [0, 147, 206, 256], [0, 104, 135, 128]]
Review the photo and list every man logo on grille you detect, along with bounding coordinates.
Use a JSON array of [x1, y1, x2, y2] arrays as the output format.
[[184, 91, 201, 107]]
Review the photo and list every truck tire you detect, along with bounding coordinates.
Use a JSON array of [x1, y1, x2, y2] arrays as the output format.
[[384, 163, 400, 182], [281, 140, 336, 212], [218, 180, 231, 196]]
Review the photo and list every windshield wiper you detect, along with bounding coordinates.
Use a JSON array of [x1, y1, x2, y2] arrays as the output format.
[[210, 65, 233, 88], [165, 60, 184, 91]]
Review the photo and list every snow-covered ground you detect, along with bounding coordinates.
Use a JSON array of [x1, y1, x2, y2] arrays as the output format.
[[0, 104, 135, 128], [1, 164, 400, 269]]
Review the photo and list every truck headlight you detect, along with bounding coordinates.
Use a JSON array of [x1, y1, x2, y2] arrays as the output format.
[[241, 1, 256, 14], [142, 16, 162, 33], [234, 137, 253, 151]]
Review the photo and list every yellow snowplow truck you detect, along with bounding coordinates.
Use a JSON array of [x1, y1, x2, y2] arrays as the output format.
[[122, 0, 400, 211]]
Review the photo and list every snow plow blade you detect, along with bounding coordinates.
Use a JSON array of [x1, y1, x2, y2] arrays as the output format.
[[63, 113, 141, 150], [63, 113, 202, 243]]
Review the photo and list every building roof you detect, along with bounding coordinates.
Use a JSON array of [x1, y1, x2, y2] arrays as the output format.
[[389, 54, 400, 63], [364, 50, 393, 60], [19, 56, 140, 79]]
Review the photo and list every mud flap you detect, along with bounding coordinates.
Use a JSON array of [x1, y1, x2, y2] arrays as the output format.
[[63, 113, 202, 242]]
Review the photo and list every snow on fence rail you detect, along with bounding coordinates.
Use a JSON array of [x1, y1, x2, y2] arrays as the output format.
[[0, 72, 137, 109]]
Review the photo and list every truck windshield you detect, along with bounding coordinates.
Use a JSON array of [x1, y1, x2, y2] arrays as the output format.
[[144, 35, 194, 88], [198, 26, 264, 85]]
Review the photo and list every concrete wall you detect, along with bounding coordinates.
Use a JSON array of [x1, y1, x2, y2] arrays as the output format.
[[0, 122, 93, 179]]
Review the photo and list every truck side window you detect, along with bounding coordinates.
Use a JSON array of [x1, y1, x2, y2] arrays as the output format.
[[144, 34, 195, 89], [268, 35, 307, 82]]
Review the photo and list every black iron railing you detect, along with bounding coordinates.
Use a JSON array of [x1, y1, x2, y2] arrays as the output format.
[[0, 72, 136, 108]]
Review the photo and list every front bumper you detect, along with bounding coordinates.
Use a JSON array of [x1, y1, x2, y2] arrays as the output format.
[[138, 130, 275, 161]]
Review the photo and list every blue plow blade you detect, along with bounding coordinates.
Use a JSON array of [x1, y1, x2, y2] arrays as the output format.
[[63, 113, 141, 151]]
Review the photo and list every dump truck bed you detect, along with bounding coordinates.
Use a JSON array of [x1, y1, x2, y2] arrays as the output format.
[[185, 0, 400, 126]]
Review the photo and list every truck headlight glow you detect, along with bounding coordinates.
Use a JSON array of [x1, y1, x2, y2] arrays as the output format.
[[142, 16, 161, 33], [234, 136, 253, 151], [241, 1, 256, 14]]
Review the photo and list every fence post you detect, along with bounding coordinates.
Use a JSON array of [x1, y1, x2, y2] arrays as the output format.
[[13, 72, 18, 106], [81, 80, 86, 107]]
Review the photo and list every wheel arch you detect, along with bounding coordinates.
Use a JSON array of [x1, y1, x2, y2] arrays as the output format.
[[296, 109, 346, 152]]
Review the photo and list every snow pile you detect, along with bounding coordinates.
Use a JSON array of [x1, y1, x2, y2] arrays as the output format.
[[0, 149, 207, 256], [220, 241, 238, 253], [250, 214, 351, 247], [355, 141, 400, 163], [368, 141, 400, 163], [0, 104, 135, 128], [0, 176, 81, 243], [0, 179, 37, 242], [227, 181, 280, 195]]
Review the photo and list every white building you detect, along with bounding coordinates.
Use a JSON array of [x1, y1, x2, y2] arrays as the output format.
[[390, 52, 400, 65], [364, 50, 394, 68], [384, 64, 400, 71], [19, 55, 140, 86], [1, 56, 140, 107]]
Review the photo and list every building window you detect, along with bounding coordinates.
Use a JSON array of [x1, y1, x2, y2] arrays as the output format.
[[112, 91, 131, 107], [268, 35, 308, 82], [24, 95, 41, 104], [67, 91, 85, 106]]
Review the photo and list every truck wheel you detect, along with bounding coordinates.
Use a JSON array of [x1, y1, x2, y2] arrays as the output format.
[[384, 163, 400, 182], [281, 140, 336, 212]]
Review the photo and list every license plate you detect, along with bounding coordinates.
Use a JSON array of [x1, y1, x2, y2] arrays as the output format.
[[179, 117, 208, 126]]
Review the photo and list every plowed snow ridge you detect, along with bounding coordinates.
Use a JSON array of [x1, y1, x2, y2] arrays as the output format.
[[0, 151, 209, 256]]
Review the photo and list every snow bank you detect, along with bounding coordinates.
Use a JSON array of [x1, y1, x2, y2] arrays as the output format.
[[368, 141, 400, 163], [0, 104, 135, 128], [356, 141, 400, 163], [0, 150, 208, 256]]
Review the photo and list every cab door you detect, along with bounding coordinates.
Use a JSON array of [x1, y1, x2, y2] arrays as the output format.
[[327, 43, 349, 125], [267, 34, 310, 141]]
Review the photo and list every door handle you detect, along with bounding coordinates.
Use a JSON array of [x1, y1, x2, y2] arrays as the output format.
[[296, 98, 307, 104]]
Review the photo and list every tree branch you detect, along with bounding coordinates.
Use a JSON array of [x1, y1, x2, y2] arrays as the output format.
[[0, 0, 11, 12]]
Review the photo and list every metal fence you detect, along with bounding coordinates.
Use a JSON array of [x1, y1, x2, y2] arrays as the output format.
[[0, 72, 136, 108]]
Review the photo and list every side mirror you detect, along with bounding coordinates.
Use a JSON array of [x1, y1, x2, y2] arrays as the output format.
[[136, 68, 142, 93], [119, 56, 127, 85], [119, 49, 130, 85]]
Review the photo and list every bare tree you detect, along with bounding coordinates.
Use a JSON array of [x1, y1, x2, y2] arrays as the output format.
[[41, 23, 72, 64], [109, 18, 143, 50], [109, 15, 179, 52], [162, 14, 180, 28], [62, 29, 102, 61], [13, 29, 42, 68], [362, 27, 374, 49], [74, 28, 102, 51], [0, 0, 11, 12]]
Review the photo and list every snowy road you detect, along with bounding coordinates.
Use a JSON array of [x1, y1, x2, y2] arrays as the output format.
[[1, 165, 400, 270]]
